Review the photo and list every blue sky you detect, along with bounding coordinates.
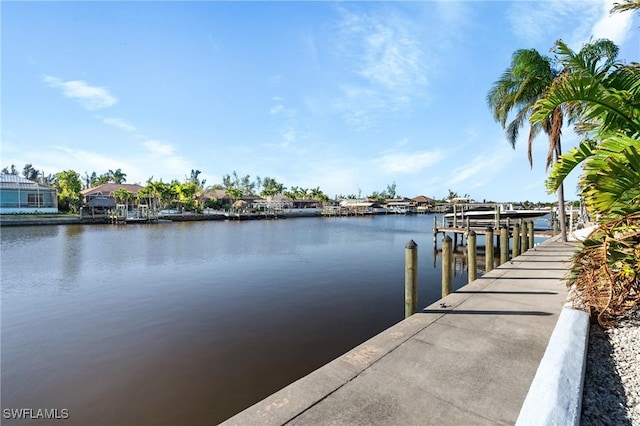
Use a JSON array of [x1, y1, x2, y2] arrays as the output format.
[[2, 1, 638, 202]]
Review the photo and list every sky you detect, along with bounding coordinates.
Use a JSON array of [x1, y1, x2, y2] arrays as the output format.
[[2, 1, 638, 202]]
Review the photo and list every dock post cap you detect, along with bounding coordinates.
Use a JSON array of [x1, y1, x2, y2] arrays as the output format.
[[468, 229, 476, 236], [443, 235, 452, 242], [405, 240, 418, 249]]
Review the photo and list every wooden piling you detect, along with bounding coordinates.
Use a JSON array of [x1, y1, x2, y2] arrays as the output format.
[[528, 221, 535, 249], [485, 227, 494, 273], [520, 220, 528, 253], [433, 216, 438, 250], [467, 230, 477, 283], [512, 223, 520, 258], [453, 204, 458, 229], [442, 235, 453, 297], [405, 240, 418, 319], [500, 225, 508, 265]]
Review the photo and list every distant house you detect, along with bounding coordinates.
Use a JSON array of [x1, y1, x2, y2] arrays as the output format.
[[204, 189, 265, 209], [0, 173, 58, 214], [384, 198, 417, 214], [81, 183, 145, 210], [412, 195, 436, 213], [203, 189, 235, 207]]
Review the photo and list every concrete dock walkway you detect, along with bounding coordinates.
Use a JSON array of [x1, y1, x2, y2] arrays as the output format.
[[222, 238, 579, 425]]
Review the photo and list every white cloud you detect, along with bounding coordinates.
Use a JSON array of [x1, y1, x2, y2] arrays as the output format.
[[506, 0, 634, 49], [590, 0, 634, 46], [270, 104, 284, 115], [374, 149, 445, 174], [332, 6, 429, 129], [141, 140, 191, 180], [97, 116, 136, 132], [143, 140, 176, 157], [42, 75, 117, 110]]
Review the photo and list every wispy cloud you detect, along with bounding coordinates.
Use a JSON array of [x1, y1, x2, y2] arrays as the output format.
[[270, 104, 284, 115], [142, 139, 191, 179], [96, 116, 136, 132], [506, 0, 633, 49], [332, 6, 429, 129], [374, 149, 445, 174], [590, 0, 634, 46], [143, 140, 176, 157], [42, 75, 117, 110]]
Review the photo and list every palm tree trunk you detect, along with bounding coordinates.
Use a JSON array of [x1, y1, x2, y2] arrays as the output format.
[[555, 142, 568, 242], [557, 183, 568, 242]]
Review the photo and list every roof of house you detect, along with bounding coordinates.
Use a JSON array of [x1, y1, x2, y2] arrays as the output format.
[[87, 197, 116, 208], [81, 183, 145, 196], [0, 173, 55, 190], [412, 195, 436, 203]]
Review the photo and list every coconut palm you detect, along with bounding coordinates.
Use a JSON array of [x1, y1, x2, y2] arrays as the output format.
[[487, 48, 569, 240], [109, 169, 127, 184], [487, 40, 620, 241]]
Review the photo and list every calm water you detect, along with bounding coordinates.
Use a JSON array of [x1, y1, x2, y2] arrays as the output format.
[[2, 215, 494, 424]]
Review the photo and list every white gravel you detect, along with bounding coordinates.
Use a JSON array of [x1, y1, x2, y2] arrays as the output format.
[[582, 308, 640, 425]]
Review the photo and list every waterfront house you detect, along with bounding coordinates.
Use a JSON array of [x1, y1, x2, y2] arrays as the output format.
[[81, 183, 146, 211], [0, 173, 58, 214], [412, 195, 436, 213], [384, 198, 417, 214], [204, 189, 264, 209]]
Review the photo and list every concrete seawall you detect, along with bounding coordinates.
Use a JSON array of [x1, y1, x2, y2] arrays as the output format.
[[222, 237, 579, 425]]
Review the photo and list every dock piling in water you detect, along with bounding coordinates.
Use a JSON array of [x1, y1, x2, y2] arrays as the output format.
[[405, 240, 418, 319], [512, 223, 520, 258], [500, 225, 509, 265], [485, 226, 494, 273], [520, 219, 527, 253], [528, 222, 535, 249]]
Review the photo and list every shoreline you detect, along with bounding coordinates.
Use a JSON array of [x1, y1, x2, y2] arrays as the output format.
[[0, 210, 428, 227]]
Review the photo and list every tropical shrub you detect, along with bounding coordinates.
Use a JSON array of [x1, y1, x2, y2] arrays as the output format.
[[533, 40, 640, 325]]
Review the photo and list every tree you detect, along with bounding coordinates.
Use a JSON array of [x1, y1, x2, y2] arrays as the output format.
[[112, 188, 134, 205], [96, 174, 110, 185], [530, 38, 639, 325], [386, 182, 397, 199], [22, 164, 39, 181], [260, 177, 285, 199], [488, 49, 567, 239], [225, 186, 244, 204], [54, 170, 83, 213], [109, 168, 127, 184], [2, 164, 18, 175]]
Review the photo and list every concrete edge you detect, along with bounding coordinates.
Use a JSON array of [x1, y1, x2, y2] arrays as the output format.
[[515, 307, 590, 426]]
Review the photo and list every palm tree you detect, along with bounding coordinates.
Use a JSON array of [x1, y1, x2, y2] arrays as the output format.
[[109, 168, 127, 184], [531, 40, 639, 216], [487, 48, 569, 240], [487, 40, 619, 241], [529, 39, 639, 325]]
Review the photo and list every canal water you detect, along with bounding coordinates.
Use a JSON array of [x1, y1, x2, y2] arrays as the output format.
[[1, 215, 543, 425]]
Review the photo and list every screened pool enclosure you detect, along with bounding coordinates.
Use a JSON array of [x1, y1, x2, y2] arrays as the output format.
[[0, 174, 58, 214]]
